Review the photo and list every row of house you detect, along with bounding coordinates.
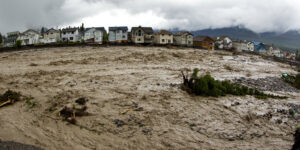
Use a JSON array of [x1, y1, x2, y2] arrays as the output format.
[[1, 26, 297, 60], [232, 40, 297, 59], [1, 26, 194, 47]]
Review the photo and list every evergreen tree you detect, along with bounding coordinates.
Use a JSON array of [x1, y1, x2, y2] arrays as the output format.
[[0, 32, 2, 44], [103, 32, 108, 44], [41, 27, 45, 36], [80, 23, 85, 32]]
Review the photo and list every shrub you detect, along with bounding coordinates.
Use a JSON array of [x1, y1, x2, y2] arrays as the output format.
[[15, 40, 22, 48], [282, 73, 300, 90], [182, 68, 287, 99], [0, 90, 21, 103]]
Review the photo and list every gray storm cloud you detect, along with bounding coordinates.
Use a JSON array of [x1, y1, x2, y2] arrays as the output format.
[[0, 0, 300, 34]]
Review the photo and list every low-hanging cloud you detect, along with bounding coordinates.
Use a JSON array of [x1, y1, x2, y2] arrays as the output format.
[[1, 0, 300, 34]]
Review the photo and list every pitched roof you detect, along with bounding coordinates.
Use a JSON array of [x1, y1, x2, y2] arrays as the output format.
[[62, 28, 79, 32], [174, 31, 193, 36], [253, 41, 262, 46], [193, 36, 214, 42], [131, 27, 154, 34], [22, 29, 39, 35], [155, 30, 172, 35], [45, 28, 59, 33], [109, 26, 128, 31]]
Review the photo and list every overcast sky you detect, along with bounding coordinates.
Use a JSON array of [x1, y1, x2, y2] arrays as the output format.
[[0, 0, 300, 34]]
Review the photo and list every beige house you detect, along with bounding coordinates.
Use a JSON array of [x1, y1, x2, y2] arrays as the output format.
[[153, 30, 173, 45], [41, 28, 61, 44], [173, 32, 193, 47], [131, 26, 154, 44]]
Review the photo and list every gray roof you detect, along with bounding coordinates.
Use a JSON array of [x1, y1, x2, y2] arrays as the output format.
[[109, 26, 128, 31], [131, 27, 154, 34], [62, 28, 79, 32], [154, 30, 172, 35], [174, 31, 193, 36], [22, 29, 40, 35]]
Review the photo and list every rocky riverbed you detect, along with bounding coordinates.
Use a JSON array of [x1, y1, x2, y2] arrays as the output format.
[[232, 77, 299, 93]]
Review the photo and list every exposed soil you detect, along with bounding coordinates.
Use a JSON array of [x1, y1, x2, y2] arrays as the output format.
[[0, 46, 299, 150]]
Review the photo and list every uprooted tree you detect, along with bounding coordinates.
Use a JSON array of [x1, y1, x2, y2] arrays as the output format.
[[181, 68, 287, 99]]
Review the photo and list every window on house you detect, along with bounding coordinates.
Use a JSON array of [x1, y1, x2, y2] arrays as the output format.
[[137, 38, 141, 41], [122, 35, 126, 38], [70, 37, 73, 40], [63, 32, 66, 35], [71, 31, 74, 34], [162, 34, 165, 36], [162, 39, 165, 42], [138, 30, 142, 36], [168, 40, 171, 43]]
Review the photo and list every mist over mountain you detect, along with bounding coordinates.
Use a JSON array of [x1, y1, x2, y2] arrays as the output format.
[[189, 26, 300, 50]]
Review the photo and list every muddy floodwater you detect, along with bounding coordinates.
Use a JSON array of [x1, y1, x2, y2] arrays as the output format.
[[0, 46, 299, 150]]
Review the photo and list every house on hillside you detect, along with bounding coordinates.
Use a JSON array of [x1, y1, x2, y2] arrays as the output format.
[[41, 28, 61, 44], [108, 26, 128, 43], [193, 36, 215, 50], [61, 27, 82, 42], [84, 27, 106, 44], [284, 51, 296, 60], [153, 30, 173, 45], [4, 31, 20, 47], [232, 41, 254, 52], [215, 36, 232, 50], [253, 42, 267, 55], [173, 32, 193, 47], [266, 45, 283, 57], [18, 29, 41, 46], [131, 26, 154, 44]]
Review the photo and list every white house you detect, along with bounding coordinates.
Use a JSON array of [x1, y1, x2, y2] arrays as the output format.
[[215, 36, 233, 50], [109, 26, 128, 43], [41, 28, 61, 44], [18, 29, 40, 46], [61, 27, 82, 42], [232, 41, 254, 52], [84, 27, 106, 44], [266, 45, 283, 57]]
